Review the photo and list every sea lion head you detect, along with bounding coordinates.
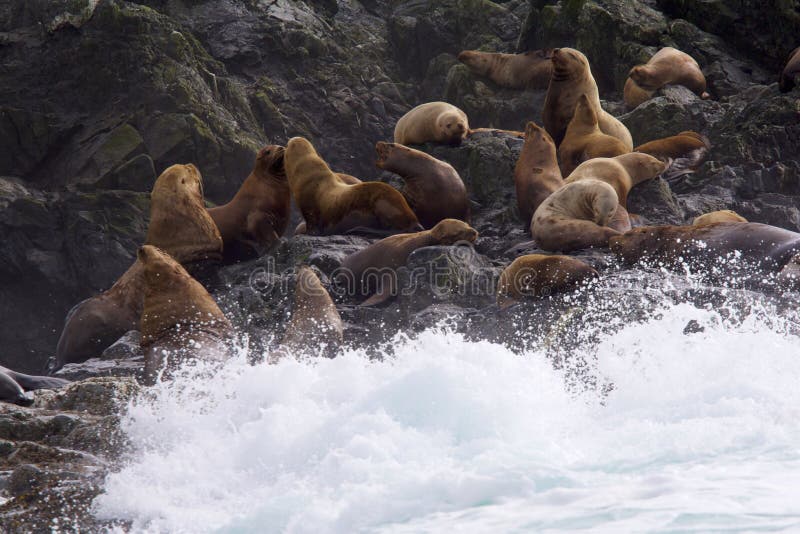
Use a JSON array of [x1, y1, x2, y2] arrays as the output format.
[[551, 48, 589, 81], [151, 163, 203, 202], [524, 120, 555, 145], [457, 50, 491, 75], [617, 152, 669, 181], [628, 64, 658, 90], [572, 93, 598, 126], [254, 145, 286, 180], [585, 180, 619, 226], [608, 226, 662, 263], [437, 111, 468, 143], [430, 218, 479, 245], [692, 210, 747, 226]]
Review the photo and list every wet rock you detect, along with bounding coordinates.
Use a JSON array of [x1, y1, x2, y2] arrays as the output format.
[[38, 377, 139, 416]]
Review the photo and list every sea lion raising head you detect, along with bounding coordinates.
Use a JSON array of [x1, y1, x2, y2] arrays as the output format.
[[457, 49, 553, 90], [514, 121, 563, 226]]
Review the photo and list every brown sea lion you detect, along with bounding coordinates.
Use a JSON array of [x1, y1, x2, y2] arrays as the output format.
[[623, 77, 654, 109], [337, 219, 479, 306], [375, 141, 469, 228], [692, 210, 747, 226], [285, 137, 422, 236], [294, 172, 362, 236], [457, 49, 553, 89], [138, 245, 232, 385], [634, 131, 710, 180], [514, 121, 563, 225], [394, 102, 469, 146], [544, 48, 633, 150], [208, 145, 289, 262], [531, 179, 621, 252], [55, 164, 223, 369], [628, 47, 710, 104], [559, 94, 630, 176], [496, 254, 599, 308], [780, 47, 800, 93], [564, 152, 668, 208]]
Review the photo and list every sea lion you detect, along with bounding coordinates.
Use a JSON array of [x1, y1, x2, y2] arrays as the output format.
[[544, 48, 633, 150], [634, 131, 710, 180], [457, 49, 553, 89], [623, 77, 654, 109], [294, 173, 362, 235], [285, 137, 422, 236], [375, 141, 469, 228], [627, 47, 710, 106], [0, 371, 32, 406], [514, 121, 563, 225], [0, 366, 69, 390], [138, 245, 233, 385], [692, 210, 747, 226], [279, 266, 344, 358], [558, 94, 630, 176], [208, 145, 289, 262], [780, 47, 800, 93], [531, 179, 621, 252], [496, 254, 599, 308], [337, 218, 479, 306], [394, 102, 469, 146], [563, 152, 668, 208], [55, 164, 223, 369]]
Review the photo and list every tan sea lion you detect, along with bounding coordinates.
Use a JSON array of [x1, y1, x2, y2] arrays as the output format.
[[628, 47, 710, 104], [375, 141, 469, 228], [623, 77, 654, 109], [544, 48, 633, 150], [55, 164, 223, 369], [294, 172, 362, 235], [514, 121, 563, 225], [564, 152, 668, 208], [692, 210, 747, 226], [457, 49, 553, 89], [285, 137, 422, 236], [394, 102, 469, 146], [531, 179, 621, 252], [208, 145, 289, 262], [496, 254, 599, 308], [337, 219, 479, 306], [138, 245, 232, 385], [559, 94, 630, 176], [780, 47, 800, 93]]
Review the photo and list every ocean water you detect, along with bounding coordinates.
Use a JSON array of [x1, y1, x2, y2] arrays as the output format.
[[93, 276, 800, 533]]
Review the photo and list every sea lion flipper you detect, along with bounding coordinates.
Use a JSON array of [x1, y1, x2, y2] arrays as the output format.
[[246, 212, 281, 249], [361, 286, 395, 307]]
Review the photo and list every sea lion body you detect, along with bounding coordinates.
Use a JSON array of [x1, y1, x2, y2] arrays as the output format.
[[375, 141, 469, 228], [0, 366, 69, 390], [285, 137, 422, 236], [514, 121, 563, 225], [208, 145, 289, 262], [496, 254, 599, 308], [0, 371, 32, 406], [693, 210, 747, 226], [531, 179, 621, 252], [457, 49, 553, 89], [780, 47, 800, 93], [559, 93, 629, 176], [394, 102, 469, 146], [564, 152, 667, 208], [280, 266, 344, 357], [623, 77, 654, 109], [544, 48, 633, 150], [628, 47, 709, 101]]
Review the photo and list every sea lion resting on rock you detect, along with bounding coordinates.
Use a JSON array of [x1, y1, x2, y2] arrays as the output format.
[[544, 48, 633, 150], [780, 47, 800, 93], [138, 245, 233, 385], [394, 102, 469, 146], [692, 210, 747, 226], [0, 365, 70, 405], [375, 141, 469, 228], [514, 121, 563, 225], [496, 254, 599, 308], [564, 152, 668, 208], [285, 137, 422, 236], [559, 94, 629, 176], [625, 47, 710, 109], [294, 172, 362, 235], [208, 145, 289, 262], [55, 164, 223, 369], [457, 49, 553, 89], [337, 219, 479, 306], [635, 131, 710, 180], [531, 179, 621, 252]]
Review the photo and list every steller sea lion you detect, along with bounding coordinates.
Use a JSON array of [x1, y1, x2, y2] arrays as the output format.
[[55, 164, 223, 369], [496, 254, 599, 308], [337, 218, 479, 306], [531, 179, 621, 252], [138, 245, 233, 385], [559, 93, 630, 176], [457, 49, 553, 89], [208, 145, 290, 262], [294, 172, 362, 235], [634, 131, 710, 181], [394, 102, 469, 146], [692, 210, 747, 226], [623, 77, 654, 109], [0, 371, 32, 406], [285, 136, 422, 236], [514, 121, 563, 225], [563, 152, 668, 208], [780, 47, 800, 93], [626, 47, 710, 108], [544, 48, 633, 150], [0, 366, 69, 391], [375, 141, 469, 228]]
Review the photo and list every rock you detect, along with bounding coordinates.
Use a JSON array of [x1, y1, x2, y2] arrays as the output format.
[[100, 331, 142, 360], [7, 464, 45, 497], [38, 377, 139, 416]]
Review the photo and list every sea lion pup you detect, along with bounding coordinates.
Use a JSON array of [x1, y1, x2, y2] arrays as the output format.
[[692, 210, 747, 226], [55, 164, 223, 369], [457, 49, 553, 89], [394, 102, 469, 146], [514, 121, 563, 225], [564, 152, 668, 208], [138, 245, 233, 385], [496, 254, 599, 308], [627, 47, 710, 104], [375, 141, 470, 228], [544, 48, 633, 150], [208, 145, 289, 262], [559, 94, 630, 176], [278, 266, 344, 358], [634, 131, 710, 181], [337, 219, 479, 306], [285, 136, 422, 236], [780, 47, 800, 93], [531, 179, 621, 252]]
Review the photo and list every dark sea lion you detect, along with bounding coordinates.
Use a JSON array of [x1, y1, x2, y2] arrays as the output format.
[[0, 365, 69, 390], [780, 47, 800, 93], [394, 102, 469, 145], [0, 371, 33, 406], [457, 49, 553, 89], [496, 254, 599, 308], [514, 121, 563, 226]]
